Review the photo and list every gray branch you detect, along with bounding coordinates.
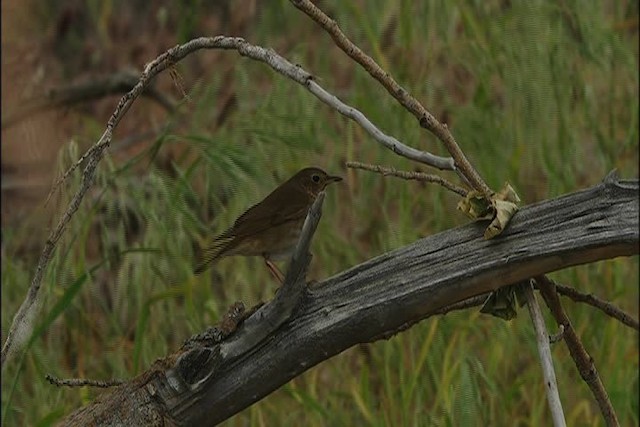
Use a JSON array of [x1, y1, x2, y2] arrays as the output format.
[[308, 81, 455, 171], [523, 282, 567, 427], [59, 175, 639, 426]]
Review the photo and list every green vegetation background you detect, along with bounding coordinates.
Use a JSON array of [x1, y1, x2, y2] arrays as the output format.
[[2, 1, 638, 425]]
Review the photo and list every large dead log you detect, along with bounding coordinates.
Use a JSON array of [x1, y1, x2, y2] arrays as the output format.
[[61, 173, 639, 426]]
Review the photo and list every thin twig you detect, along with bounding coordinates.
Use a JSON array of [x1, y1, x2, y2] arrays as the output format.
[[549, 324, 565, 344], [290, 0, 491, 196], [536, 275, 620, 427], [346, 161, 468, 197], [523, 281, 567, 427], [552, 281, 639, 331], [369, 293, 490, 342], [169, 66, 191, 103], [46, 374, 125, 388]]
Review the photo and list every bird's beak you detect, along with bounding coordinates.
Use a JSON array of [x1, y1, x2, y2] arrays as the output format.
[[327, 175, 343, 184]]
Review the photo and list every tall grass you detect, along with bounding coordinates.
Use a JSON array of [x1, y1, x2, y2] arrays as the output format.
[[2, 1, 638, 425]]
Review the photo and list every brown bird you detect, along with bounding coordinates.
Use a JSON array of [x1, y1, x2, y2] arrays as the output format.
[[194, 167, 342, 282]]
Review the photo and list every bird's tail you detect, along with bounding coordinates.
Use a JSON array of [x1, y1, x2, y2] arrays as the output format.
[[193, 237, 233, 274]]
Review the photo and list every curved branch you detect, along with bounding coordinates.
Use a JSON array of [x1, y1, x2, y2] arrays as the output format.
[[307, 81, 455, 171], [2, 36, 450, 369]]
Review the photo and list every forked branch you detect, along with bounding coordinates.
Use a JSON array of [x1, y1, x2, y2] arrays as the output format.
[[537, 276, 620, 427], [290, 0, 491, 196]]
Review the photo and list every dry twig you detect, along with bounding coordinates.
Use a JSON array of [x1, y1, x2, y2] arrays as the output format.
[[536, 276, 620, 427], [346, 161, 468, 197], [552, 281, 639, 331]]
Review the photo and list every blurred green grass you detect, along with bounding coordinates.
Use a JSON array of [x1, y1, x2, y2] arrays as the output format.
[[2, 1, 638, 426]]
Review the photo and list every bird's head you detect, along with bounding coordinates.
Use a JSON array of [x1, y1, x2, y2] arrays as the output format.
[[292, 167, 342, 196]]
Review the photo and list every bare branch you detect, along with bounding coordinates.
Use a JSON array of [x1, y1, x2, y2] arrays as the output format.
[[346, 161, 468, 196], [523, 281, 567, 427], [551, 282, 639, 331], [367, 293, 490, 342], [536, 276, 621, 427], [307, 81, 455, 171], [433, 294, 489, 315], [290, 0, 491, 196], [549, 324, 566, 344]]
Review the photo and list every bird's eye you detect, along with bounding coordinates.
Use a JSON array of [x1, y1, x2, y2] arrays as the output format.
[[312, 174, 321, 183]]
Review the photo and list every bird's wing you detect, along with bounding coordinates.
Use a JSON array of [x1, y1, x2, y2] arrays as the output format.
[[226, 188, 310, 238], [194, 188, 310, 273]]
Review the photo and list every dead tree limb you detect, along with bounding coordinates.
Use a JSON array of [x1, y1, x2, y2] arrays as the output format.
[[60, 174, 639, 426], [523, 281, 567, 427], [1, 70, 176, 129], [536, 276, 621, 427], [552, 282, 639, 330]]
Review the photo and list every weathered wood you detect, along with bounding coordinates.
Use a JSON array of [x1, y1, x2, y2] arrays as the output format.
[[61, 175, 639, 426]]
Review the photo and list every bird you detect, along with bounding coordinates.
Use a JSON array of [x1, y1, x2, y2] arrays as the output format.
[[194, 167, 342, 282]]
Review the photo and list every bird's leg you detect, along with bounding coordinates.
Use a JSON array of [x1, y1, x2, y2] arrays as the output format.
[[264, 259, 285, 284]]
